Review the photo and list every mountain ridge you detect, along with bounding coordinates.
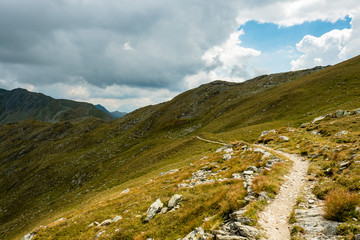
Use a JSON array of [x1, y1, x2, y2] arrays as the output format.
[[0, 88, 113, 124]]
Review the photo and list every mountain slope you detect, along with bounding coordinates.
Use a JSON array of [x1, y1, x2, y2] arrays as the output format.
[[95, 104, 127, 118], [1, 56, 360, 239], [0, 88, 113, 124]]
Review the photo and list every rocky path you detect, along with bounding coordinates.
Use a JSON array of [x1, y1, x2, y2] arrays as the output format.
[[256, 145, 309, 240]]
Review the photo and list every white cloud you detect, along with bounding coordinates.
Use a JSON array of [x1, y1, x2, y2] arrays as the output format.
[[291, 28, 352, 70], [123, 42, 134, 51], [186, 30, 261, 88]]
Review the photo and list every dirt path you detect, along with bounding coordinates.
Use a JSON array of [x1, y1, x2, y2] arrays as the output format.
[[255, 145, 309, 240]]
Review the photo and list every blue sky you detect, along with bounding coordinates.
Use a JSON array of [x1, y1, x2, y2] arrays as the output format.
[[0, 1, 359, 112], [237, 16, 353, 74]]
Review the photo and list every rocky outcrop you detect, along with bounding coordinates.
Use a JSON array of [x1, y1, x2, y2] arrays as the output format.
[[144, 199, 164, 222]]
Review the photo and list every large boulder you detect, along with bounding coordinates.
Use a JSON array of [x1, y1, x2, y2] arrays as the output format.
[[168, 194, 183, 209], [145, 199, 163, 222]]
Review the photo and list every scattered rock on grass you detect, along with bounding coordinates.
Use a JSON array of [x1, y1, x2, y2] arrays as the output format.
[[168, 194, 182, 209], [279, 135, 290, 141], [145, 199, 163, 222]]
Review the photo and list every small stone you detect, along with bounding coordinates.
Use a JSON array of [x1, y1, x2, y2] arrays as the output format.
[[223, 154, 232, 160], [100, 219, 113, 226], [160, 207, 168, 214], [354, 234, 360, 240], [243, 170, 254, 175], [113, 215, 122, 222], [120, 188, 130, 194], [312, 115, 326, 123], [335, 109, 344, 118], [279, 135, 290, 141], [232, 173, 242, 179], [308, 199, 315, 204], [94, 230, 105, 240], [355, 109, 360, 115], [260, 129, 276, 137]]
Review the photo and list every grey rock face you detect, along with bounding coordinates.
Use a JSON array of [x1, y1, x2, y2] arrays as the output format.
[[168, 194, 182, 209], [145, 198, 163, 222]]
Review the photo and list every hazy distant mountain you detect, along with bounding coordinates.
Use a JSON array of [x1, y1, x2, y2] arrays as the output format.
[[95, 104, 127, 118], [0, 88, 113, 124]]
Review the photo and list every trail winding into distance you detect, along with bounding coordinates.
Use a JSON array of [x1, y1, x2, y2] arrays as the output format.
[[256, 145, 309, 240]]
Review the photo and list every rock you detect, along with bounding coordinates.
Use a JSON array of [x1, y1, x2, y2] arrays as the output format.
[[55, 217, 66, 222], [22, 232, 35, 240], [145, 198, 163, 222], [100, 219, 113, 226], [344, 110, 351, 116], [224, 148, 233, 153], [113, 215, 122, 222], [335, 109, 344, 117], [258, 191, 271, 201], [260, 129, 276, 137], [335, 130, 348, 136], [232, 173, 242, 179], [243, 170, 254, 175], [308, 199, 315, 204], [354, 234, 360, 240], [182, 227, 207, 240], [227, 222, 259, 238], [120, 188, 130, 194], [300, 122, 310, 128], [339, 161, 351, 170], [88, 221, 100, 227], [168, 194, 183, 209], [215, 235, 248, 240], [279, 135, 290, 141], [311, 130, 319, 135], [223, 154, 232, 160], [229, 209, 246, 221], [312, 115, 326, 123], [160, 207, 168, 214], [247, 166, 258, 172], [159, 169, 179, 176], [94, 230, 105, 240], [355, 109, 360, 115]]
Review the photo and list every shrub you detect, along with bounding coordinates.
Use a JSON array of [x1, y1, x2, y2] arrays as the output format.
[[324, 189, 360, 222]]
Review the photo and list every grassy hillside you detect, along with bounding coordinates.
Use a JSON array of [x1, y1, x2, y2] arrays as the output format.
[[0, 88, 113, 124], [1, 56, 360, 239]]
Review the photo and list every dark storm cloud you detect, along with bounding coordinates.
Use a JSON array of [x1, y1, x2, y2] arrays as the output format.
[[0, 0, 243, 91]]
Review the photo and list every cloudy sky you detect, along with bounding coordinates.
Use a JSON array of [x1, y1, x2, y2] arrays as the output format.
[[0, 0, 359, 112]]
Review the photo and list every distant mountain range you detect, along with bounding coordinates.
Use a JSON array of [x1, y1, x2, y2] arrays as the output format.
[[95, 104, 127, 118], [0, 88, 114, 124]]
